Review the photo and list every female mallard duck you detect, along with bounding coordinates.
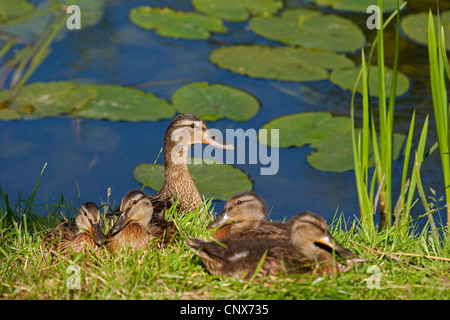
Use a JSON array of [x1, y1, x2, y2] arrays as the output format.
[[207, 191, 289, 243], [186, 211, 362, 280], [41, 202, 106, 256], [107, 190, 178, 253], [108, 113, 234, 219]]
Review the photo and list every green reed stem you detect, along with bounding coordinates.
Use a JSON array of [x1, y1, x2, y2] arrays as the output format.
[[428, 10, 450, 231]]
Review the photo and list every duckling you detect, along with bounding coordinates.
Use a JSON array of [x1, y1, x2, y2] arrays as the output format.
[[107, 190, 177, 253], [107, 114, 234, 220], [186, 211, 362, 280], [41, 202, 106, 256], [207, 191, 289, 243]]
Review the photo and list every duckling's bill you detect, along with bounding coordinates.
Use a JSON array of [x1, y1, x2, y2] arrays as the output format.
[[207, 211, 233, 229], [110, 210, 132, 235], [90, 223, 106, 245]]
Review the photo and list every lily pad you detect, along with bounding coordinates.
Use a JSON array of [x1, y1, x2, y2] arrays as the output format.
[[129, 7, 227, 40], [192, 0, 283, 22], [171, 82, 260, 121], [330, 65, 410, 97], [76, 84, 175, 121], [307, 130, 407, 172], [0, 0, 34, 21], [401, 11, 450, 48], [311, 0, 405, 12], [259, 112, 351, 148], [250, 9, 366, 52], [210, 45, 354, 82], [134, 158, 252, 201], [12, 82, 98, 117]]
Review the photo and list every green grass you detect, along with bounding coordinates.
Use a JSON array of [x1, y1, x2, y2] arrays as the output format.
[[1, 186, 449, 300]]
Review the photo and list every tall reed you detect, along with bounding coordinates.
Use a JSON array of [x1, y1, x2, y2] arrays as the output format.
[[427, 9, 450, 232]]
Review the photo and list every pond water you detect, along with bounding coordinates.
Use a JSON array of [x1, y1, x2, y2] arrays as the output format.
[[0, 0, 448, 229]]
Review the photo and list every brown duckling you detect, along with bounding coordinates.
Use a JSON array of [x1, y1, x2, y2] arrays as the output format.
[[207, 191, 289, 243], [41, 202, 106, 256], [107, 190, 178, 253], [186, 211, 362, 280], [108, 114, 234, 220]]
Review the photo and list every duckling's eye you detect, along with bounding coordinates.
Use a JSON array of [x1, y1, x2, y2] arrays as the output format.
[[190, 123, 195, 129], [237, 200, 242, 205], [132, 200, 138, 205]]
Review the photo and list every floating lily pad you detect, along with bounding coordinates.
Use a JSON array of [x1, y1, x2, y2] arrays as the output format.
[[0, 108, 21, 120], [192, 0, 283, 22], [171, 82, 260, 121], [311, 0, 405, 12], [401, 11, 450, 48], [129, 7, 227, 40], [134, 158, 252, 201], [259, 112, 351, 148], [250, 9, 366, 52], [0, 0, 34, 21], [330, 65, 410, 97], [210, 45, 354, 82], [11, 82, 98, 117], [76, 84, 175, 121], [307, 130, 407, 172]]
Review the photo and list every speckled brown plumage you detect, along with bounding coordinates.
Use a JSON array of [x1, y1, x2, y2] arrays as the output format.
[[107, 114, 234, 221], [41, 202, 106, 257], [208, 191, 290, 243], [107, 190, 178, 253], [187, 211, 364, 280]]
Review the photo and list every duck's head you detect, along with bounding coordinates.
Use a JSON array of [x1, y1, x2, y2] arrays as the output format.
[[289, 211, 347, 258], [164, 114, 234, 163], [207, 191, 266, 229], [110, 190, 153, 235], [75, 202, 106, 246]]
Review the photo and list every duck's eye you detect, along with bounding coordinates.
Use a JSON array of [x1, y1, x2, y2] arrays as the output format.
[[190, 123, 195, 129], [211, 135, 216, 141], [132, 200, 137, 205], [237, 200, 242, 205]]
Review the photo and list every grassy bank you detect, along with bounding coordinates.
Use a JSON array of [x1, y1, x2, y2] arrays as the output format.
[[0, 186, 449, 300]]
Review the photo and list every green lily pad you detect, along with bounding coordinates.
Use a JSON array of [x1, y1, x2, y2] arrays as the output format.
[[134, 158, 252, 201], [311, 0, 405, 12], [0, 108, 21, 120], [250, 9, 366, 52], [259, 112, 351, 148], [0, 0, 34, 21], [129, 6, 227, 40], [210, 45, 354, 82], [192, 0, 283, 22], [307, 130, 407, 172], [76, 84, 175, 121], [16, 82, 98, 117], [401, 11, 450, 48], [171, 82, 260, 121], [330, 65, 410, 97]]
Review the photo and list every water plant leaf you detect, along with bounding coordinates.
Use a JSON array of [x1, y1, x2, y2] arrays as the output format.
[[401, 11, 450, 48], [311, 0, 405, 12], [249, 9, 365, 52], [210, 45, 354, 82], [259, 112, 352, 148], [76, 84, 175, 121], [134, 158, 252, 201], [330, 65, 410, 97], [129, 6, 227, 40], [192, 0, 283, 22], [171, 82, 260, 121], [307, 130, 407, 172], [0, 0, 34, 21], [0, 108, 21, 120]]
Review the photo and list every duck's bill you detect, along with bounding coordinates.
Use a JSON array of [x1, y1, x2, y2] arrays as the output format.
[[91, 223, 107, 246], [316, 235, 349, 257], [202, 133, 235, 150], [109, 211, 131, 235], [207, 211, 233, 229]]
